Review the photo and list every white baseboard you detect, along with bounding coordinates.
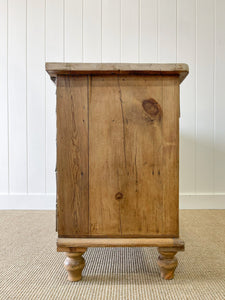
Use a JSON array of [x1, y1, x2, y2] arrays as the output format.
[[0, 194, 56, 210], [179, 193, 225, 209], [0, 193, 224, 210]]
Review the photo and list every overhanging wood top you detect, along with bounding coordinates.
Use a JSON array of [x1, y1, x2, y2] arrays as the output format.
[[45, 63, 189, 83]]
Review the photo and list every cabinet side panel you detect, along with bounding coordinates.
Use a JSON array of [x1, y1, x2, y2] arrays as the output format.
[[57, 75, 89, 236], [89, 75, 172, 237], [89, 76, 123, 235], [118, 75, 164, 236], [162, 76, 179, 236], [89, 75, 179, 237]]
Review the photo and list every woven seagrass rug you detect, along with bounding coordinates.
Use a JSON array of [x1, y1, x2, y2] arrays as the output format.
[[0, 210, 224, 299]]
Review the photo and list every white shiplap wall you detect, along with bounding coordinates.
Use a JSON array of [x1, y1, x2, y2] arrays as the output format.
[[0, 0, 225, 209]]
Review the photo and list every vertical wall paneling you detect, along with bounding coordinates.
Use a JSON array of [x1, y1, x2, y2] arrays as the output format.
[[8, 0, 27, 193], [64, 0, 83, 62], [102, 0, 121, 62], [27, 0, 45, 193], [158, 0, 177, 62], [0, 0, 9, 192], [196, 0, 214, 193], [177, 0, 196, 193], [83, 0, 102, 62], [45, 0, 64, 193], [140, 0, 157, 63], [214, 0, 225, 192], [121, 0, 139, 62]]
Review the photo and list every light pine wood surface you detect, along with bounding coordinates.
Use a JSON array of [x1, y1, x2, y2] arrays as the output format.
[[56, 75, 89, 236], [57, 238, 185, 250], [89, 75, 179, 237], [46, 63, 188, 83], [56, 73, 181, 238], [64, 250, 86, 282], [47, 63, 188, 281], [157, 247, 179, 280]]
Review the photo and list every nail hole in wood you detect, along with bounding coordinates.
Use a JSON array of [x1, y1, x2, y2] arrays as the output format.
[[115, 192, 123, 200]]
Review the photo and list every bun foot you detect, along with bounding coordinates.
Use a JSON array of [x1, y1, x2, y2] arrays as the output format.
[[157, 247, 178, 280], [64, 250, 86, 282]]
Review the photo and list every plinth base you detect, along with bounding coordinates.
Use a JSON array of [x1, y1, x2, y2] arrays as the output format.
[[58, 238, 184, 281]]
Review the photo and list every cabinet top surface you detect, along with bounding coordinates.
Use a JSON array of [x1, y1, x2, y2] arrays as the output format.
[[46, 63, 189, 83]]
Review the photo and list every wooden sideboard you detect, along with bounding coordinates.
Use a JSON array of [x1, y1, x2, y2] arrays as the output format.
[[46, 63, 188, 281]]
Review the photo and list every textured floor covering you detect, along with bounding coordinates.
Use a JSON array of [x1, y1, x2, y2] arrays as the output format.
[[0, 210, 224, 300]]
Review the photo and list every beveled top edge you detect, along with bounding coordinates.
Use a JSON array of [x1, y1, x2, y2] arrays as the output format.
[[45, 63, 189, 83]]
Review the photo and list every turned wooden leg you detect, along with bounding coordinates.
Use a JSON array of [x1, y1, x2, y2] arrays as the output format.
[[157, 247, 178, 280], [64, 249, 86, 282]]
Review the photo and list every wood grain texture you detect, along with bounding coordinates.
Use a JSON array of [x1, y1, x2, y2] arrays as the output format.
[[162, 76, 180, 235], [64, 250, 86, 281], [57, 75, 89, 236], [57, 238, 185, 250], [89, 75, 179, 237], [54, 72, 181, 238], [118, 75, 164, 236], [157, 247, 178, 280], [46, 63, 189, 83], [89, 76, 124, 235]]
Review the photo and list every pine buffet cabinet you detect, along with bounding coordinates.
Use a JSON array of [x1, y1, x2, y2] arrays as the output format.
[[46, 63, 188, 282]]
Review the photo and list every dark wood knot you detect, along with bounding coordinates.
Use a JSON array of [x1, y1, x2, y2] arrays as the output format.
[[115, 192, 123, 200], [142, 98, 162, 121]]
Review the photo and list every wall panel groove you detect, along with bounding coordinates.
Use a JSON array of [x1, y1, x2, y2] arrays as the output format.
[[177, 0, 196, 193], [27, 0, 46, 193], [196, 0, 214, 193], [8, 0, 27, 193], [214, 0, 225, 193], [45, 0, 64, 193], [0, 0, 9, 193]]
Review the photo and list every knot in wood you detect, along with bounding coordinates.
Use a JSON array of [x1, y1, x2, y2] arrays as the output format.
[[115, 192, 123, 200], [142, 98, 162, 121]]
